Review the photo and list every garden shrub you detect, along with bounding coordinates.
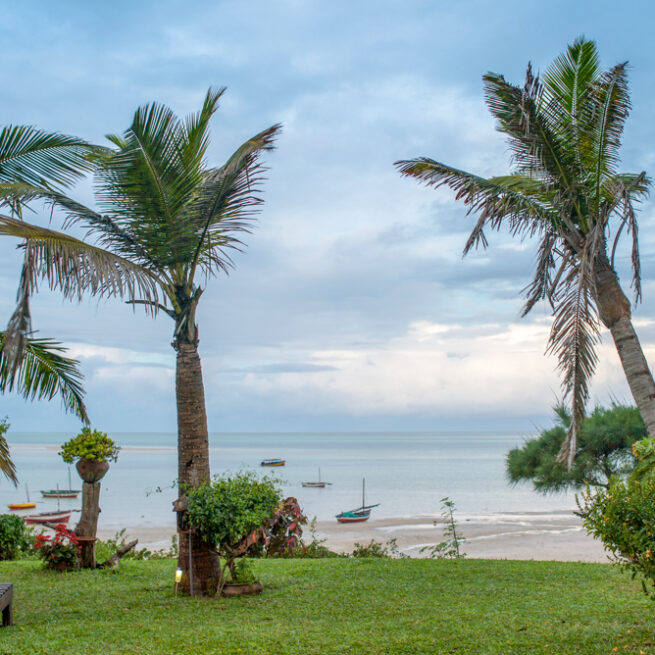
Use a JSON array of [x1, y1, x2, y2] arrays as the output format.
[[0, 513, 26, 560]]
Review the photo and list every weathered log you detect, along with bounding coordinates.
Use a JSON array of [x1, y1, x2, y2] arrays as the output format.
[[97, 538, 138, 571]]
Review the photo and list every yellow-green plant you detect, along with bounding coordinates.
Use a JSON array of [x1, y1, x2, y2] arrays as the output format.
[[59, 427, 119, 463]]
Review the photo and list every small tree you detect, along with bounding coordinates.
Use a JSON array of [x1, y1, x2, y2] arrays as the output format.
[[420, 497, 466, 559], [507, 405, 646, 492], [184, 472, 306, 594]]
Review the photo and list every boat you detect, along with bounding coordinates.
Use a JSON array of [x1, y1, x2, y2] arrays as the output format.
[[24, 510, 71, 525], [41, 469, 80, 498], [40, 490, 80, 499], [336, 478, 379, 523], [7, 484, 36, 511], [302, 468, 332, 488], [260, 458, 285, 467]]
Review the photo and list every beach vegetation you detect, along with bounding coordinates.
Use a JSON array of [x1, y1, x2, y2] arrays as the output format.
[[185, 471, 306, 592], [0, 89, 280, 594], [33, 523, 81, 570], [1, 558, 653, 654], [0, 513, 26, 560], [508, 404, 646, 491], [351, 538, 407, 558], [59, 427, 119, 463], [396, 37, 655, 470], [420, 496, 466, 559]]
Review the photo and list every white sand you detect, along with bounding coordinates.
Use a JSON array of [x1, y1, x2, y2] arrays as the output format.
[[98, 510, 609, 562]]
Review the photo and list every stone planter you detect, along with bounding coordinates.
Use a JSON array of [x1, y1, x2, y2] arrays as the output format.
[[76, 458, 110, 483], [220, 581, 263, 597]]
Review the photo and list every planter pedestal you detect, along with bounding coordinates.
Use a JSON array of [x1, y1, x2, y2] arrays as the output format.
[[74, 458, 109, 569]]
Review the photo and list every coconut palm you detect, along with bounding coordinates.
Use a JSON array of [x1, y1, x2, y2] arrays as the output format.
[[0, 333, 88, 484], [0, 88, 280, 593], [396, 38, 655, 468]]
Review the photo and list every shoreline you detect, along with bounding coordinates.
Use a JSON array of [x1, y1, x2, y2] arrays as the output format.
[[97, 510, 608, 562]]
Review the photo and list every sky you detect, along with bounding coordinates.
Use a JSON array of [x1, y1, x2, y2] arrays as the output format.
[[2, 0, 655, 433]]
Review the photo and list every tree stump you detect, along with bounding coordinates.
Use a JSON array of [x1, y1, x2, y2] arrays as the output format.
[[75, 481, 102, 568]]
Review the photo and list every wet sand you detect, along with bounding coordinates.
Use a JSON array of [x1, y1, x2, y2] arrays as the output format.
[[98, 510, 608, 562]]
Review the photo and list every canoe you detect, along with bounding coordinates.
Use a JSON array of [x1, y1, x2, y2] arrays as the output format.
[[40, 489, 80, 499], [260, 459, 285, 467], [7, 502, 36, 511], [24, 510, 71, 525]]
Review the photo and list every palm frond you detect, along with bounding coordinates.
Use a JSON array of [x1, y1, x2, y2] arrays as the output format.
[[0, 125, 95, 189], [0, 429, 17, 486], [0, 332, 88, 423]]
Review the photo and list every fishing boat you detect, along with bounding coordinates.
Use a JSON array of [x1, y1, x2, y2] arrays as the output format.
[[24, 510, 71, 525], [41, 469, 80, 498], [7, 484, 36, 510], [260, 458, 285, 467], [302, 468, 332, 488], [336, 478, 379, 523]]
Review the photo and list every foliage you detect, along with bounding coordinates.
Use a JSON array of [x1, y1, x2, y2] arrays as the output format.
[[232, 558, 257, 584], [94, 529, 177, 562], [0, 415, 16, 485], [507, 404, 646, 491], [396, 38, 649, 469], [0, 558, 652, 654], [0, 513, 26, 560], [34, 524, 81, 569], [351, 538, 407, 559], [420, 497, 466, 559], [0, 333, 88, 422], [59, 427, 119, 463], [280, 517, 340, 559], [185, 472, 306, 585]]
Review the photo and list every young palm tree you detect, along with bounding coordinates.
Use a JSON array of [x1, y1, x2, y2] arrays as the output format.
[[1, 88, 280, 593], [0, 333, 88, 484], [396, 38, 655, 468]]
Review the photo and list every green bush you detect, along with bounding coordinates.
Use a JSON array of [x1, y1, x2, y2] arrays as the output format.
[[507, 404, 645, 492], [59, 427, 120, 463], [0, 513, 26, 560]]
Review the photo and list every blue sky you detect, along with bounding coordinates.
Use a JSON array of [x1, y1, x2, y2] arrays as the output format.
[[2, 0, 655, 433]]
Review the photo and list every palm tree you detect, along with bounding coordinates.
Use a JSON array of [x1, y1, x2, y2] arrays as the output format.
[[1, 88, 280, 594], [396, 38, 655, 468], [0, 333, 88, 484]]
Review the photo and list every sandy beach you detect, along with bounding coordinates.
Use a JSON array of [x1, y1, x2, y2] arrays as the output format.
[[98, 509, 608, 562]]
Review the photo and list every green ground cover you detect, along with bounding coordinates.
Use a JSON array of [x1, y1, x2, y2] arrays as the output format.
[[0, 558, 652, 654]]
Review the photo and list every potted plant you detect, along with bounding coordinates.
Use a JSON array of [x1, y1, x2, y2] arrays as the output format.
[[34, 523, 81, 571], [184, 472, 306, 596], [59, 428, 120, 482]]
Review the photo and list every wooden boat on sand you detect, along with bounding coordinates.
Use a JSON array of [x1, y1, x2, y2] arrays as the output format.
[[336, 478, 379, 523], [24, 510, 71, 525]]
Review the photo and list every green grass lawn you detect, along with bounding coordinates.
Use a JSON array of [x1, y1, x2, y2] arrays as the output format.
[[0, 558, 653, 654]]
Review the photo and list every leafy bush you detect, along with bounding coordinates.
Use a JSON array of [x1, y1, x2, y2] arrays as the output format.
[[581, 437, 655, 598], [351, 538, 406, 559], [185, 471, 306, 588], [507, 404, 645, 492], [59, 427, 120, 463], [34, 524, 81, 569], [0, 513, 26, 560]]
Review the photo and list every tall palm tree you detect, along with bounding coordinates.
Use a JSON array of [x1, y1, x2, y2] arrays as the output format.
[[0, 333, 88, 484], [1, 88, 280, 594], [396, 38, 655, 468]]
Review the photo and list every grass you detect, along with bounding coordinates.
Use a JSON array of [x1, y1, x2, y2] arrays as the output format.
[[0, 558, 653, 654]]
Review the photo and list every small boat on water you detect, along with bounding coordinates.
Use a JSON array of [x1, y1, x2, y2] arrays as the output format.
[[41, 469, 80, 498], [7, 484, 36, 511], [302, 468, 332, 488], [24, 510, 71, 525], [40, 490, 79, 499], [260, 458, 285, 467], [336, 478, 379, 523]]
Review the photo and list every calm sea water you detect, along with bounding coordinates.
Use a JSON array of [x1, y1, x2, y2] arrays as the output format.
[[2, 432, 576, 532]]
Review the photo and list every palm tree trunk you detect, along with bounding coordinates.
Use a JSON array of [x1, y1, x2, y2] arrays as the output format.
[[594, 252, 655, 437], [175, 340, 219, 595]]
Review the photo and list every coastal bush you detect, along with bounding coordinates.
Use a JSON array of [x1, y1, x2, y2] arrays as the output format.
[[581, 437, 655, 598], [185, 471, 306, 589], [507, 404, 645, 492], [351, 538, 407, 558], [0, 513, 26, 560], [59, 427, 119, 463]]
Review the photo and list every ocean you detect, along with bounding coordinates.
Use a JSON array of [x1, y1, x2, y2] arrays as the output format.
[[2, 431, 577, 533]]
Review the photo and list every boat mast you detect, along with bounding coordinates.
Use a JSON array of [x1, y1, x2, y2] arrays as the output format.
[[362, 477, 366, 508], [25, 483, 30, 503]]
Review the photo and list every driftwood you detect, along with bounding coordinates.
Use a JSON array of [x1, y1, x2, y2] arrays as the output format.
[[97, 539, 138, 571]]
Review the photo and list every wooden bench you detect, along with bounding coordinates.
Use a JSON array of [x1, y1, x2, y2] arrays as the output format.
[[0, 583, 13, 626]]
